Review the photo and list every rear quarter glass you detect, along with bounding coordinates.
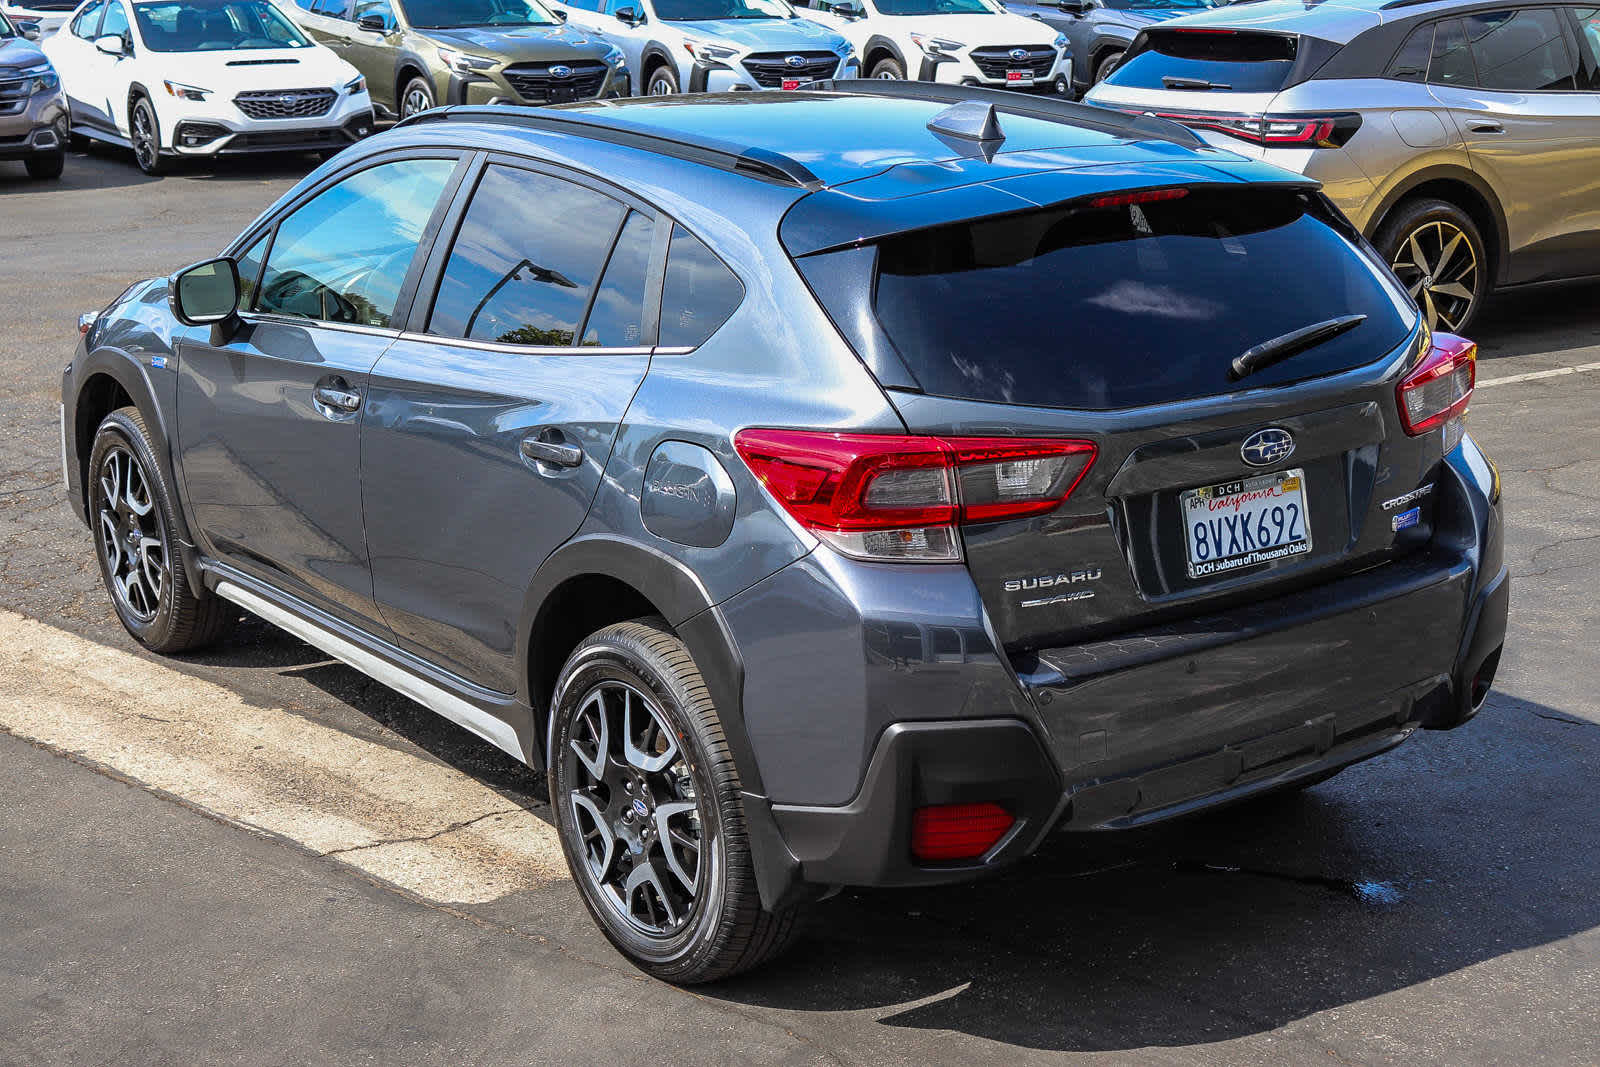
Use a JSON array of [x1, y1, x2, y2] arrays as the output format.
[[865, 186, 1416, 411]]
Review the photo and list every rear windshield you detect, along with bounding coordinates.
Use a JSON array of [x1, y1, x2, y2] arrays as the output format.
[[1109, 29, 1298, 92], [869, 187, 1415, 410]]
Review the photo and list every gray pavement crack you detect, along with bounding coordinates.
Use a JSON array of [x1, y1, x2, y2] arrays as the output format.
[[320, 807, 524, 857], [1532, 711, 1594, 728], [0, 482, 57, 497]]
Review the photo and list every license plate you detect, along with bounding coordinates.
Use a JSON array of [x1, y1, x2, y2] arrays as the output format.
[[1006, 70, 1032, 84], [1181, 469, 1311, 579], [780, 77, 811, 91]]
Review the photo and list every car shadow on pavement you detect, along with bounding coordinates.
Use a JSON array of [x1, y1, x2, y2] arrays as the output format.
[[1473, 278, 1600, 362], [0, 145, 319, 193], [704, 694, 1600, 1053]]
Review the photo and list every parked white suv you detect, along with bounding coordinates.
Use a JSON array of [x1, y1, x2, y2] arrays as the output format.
[[796, 0, 1069, 93], [1, 0, 78, 35], [552, 0, 858, 95], [44, 0, 373, 173]]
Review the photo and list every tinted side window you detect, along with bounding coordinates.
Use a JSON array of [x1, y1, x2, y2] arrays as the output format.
[[257, 158, 455, 327], [353, 0, 394, 25], [1429, 18, 1477, 85], [1465, 8, 1578, 89], [658, 227, 743, 348], [312, 0, 350, 18], [1569, 6, 1600, 86], [428, 165, 625, 346], [1387, 22, 1434, 80], [70, 1, 104, 38], [98, 0, 128, 41], [581, 211, 655, 347]]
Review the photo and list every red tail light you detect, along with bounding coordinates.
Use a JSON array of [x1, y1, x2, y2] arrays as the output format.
[[1116, 109, 1360, 149], [1089, 187, 1189, 209], [1398, 333, 1476, 436], [733, 430, 1096, 562], [911, 802, 1015, 862]]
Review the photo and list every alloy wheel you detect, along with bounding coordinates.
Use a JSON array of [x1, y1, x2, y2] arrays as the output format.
[[95, 446, 167, 622], [132, 105, 157, 171], [402, 86, 432, 117], [563, 680, 706, 937], [648, 76, 676, 95], [874, 69, 901, 79], [1390, 219, 1478, 333]]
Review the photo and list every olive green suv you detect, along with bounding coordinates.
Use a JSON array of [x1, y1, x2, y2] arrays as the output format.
[[284, 0, 629, 119]]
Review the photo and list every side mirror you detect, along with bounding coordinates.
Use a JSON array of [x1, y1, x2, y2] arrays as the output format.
[[356, 12, 388, 30], [833, 1, 863, 14], [613, 5, 638, 23], [16, 19, 40, 39], [171, 258, 241, 329], [1057, 0, 1088, 12], [94, 33, 126, 56], [552, 7, 567, 20]]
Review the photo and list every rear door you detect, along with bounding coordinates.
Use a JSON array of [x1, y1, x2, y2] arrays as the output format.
[[360, 157, 661, 694], [1425, 8, 1600, 280], [805, 182, 1432, 654]]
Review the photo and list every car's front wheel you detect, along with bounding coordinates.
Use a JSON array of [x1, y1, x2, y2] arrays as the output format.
[[130, 97, 163, 176], [1094, 51, 1122, 84], [1375, 197, 1489, 334], [646, 65, 680, 95], [400, 75, 436, 118], [88, 407, 232, 652], [549, 618, 802, 983], [25, 152, 64, 180], [870, 56, 905, 80]]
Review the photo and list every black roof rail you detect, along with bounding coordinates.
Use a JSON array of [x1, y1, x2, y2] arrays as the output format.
[[1378, 0, 1452, 9], [804, 78, 1206, 149], [394, 104, 825, 189]]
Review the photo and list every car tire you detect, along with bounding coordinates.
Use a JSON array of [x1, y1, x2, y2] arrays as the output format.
[[869, 56, 905, 80], [25, 152, 64, 180], [549, 617, 803, 983], [1094, 50, 1122, 84], [646, 65, 680, 95], [400, 75, 436, 118], [88, 406, 233, 653], [130, 96, 163, 176], [1374, 197, 1489, 335]]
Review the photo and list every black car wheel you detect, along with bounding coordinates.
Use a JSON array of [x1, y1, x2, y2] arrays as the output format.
[[1094, 51, 1122, 84], [1376, 197, 1488, 334], [400, 76, 436, 118], [25, 152, 64, 180], [870, 56, 905, 80], [130, 97, 163, 176], [549, 618, 802, 983], [646, 66, 680, 95], [88, 407, 232, 652]]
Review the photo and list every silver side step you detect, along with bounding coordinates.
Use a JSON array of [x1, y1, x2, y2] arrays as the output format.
[[214, 580, 524, 762]]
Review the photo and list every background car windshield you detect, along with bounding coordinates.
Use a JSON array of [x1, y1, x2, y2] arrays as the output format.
[[654, 0, 793, 21], [133, 0, 312, 49], [401, 0, 556, 27], [875, 0, 994, 14], [0, 12, 16, 36], [870, 187, 1415, 410]]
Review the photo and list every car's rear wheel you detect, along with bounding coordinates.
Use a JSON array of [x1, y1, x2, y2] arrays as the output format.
[[646, 65, 680, 95], [130, 97, 163, 176], [88, 407, 232, 652], [400, 75, 435, 118], [25, 152, 64, 180], [549, 618, 802, 983], [870, 56, 905, 80], [1093, 51, 1122, 83], [1375, 197, 1488, 335]]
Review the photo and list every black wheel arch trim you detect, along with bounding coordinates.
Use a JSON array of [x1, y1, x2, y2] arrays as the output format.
[[1364, 164, 1509, 286], [863, 34, 907, 72]]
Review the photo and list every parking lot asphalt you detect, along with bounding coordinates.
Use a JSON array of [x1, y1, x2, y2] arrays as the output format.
[[3, 147, 1599, 1066]]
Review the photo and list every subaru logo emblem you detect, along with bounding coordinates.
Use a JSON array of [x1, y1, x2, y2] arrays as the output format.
[[1240, 427, 1295, 468], [1009, 47, 1029, 61], [550, 64, 572, 78], [278, 93, 298, 105], [785, 54, 806, 68], [632, 797, 649, 818]]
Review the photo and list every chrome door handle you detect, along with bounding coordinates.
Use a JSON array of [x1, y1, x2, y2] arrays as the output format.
[[520, 436, 583, 468], [312, 384, 362, 414], [1469, 121, 1504, 134]]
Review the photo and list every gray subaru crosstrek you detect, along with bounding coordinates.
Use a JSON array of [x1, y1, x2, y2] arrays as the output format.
[[62, 83, 1508, 982]]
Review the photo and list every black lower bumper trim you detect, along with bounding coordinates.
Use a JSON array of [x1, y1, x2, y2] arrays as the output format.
[[771, 719, 1061, 888]]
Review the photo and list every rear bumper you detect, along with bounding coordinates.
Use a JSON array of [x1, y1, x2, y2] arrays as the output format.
[[745, 434, 1505, 892]]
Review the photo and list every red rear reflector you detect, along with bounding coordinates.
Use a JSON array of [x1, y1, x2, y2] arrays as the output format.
[[912, 802, 1015, 862], [1089, 187, 1189, 209], [1397, 333, 1476, 436], [733, 430, 1097, 562]]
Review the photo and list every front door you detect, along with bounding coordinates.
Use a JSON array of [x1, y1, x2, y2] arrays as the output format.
[[361, 159, 662, 693], [176, 154, 463, 629]]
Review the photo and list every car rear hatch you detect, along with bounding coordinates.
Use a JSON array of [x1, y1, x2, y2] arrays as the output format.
[[778, 155, 1470, 791]]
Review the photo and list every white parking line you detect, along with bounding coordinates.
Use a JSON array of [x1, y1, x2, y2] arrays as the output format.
[[1477, 361, 1600, 388], [0, 609, 568, 903]]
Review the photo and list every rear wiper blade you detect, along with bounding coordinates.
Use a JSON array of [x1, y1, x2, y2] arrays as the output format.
[[1162, 75, 1230, 90], [1229, 314, 1367, 381]]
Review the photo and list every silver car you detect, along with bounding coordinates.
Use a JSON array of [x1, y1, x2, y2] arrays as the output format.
[[1085, 0, 1600, 333]]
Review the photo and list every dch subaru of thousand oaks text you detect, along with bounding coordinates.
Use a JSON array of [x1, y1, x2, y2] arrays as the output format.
[[60, 82, 1508, 982]]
